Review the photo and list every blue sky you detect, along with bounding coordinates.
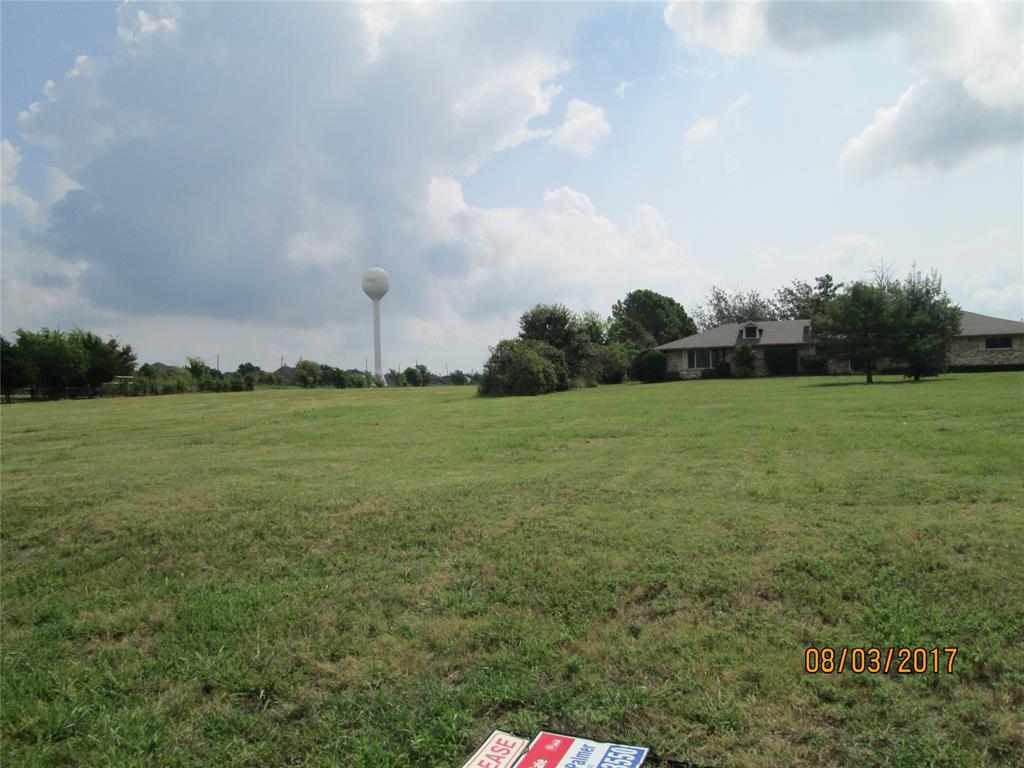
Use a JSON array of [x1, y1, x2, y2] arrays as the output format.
[[2, 2, 1021, 372]]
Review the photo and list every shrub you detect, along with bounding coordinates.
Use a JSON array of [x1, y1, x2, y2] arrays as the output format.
[[635, 349, 667, 383], [733, 344, 756, 376], [528, 341, 570, 391], [230, 376, 244, 392], [478, 339, 559, 397], [591, 343, 630, 384]]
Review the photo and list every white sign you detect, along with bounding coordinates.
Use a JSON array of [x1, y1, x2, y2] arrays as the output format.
[[461, 730, 530, 768]]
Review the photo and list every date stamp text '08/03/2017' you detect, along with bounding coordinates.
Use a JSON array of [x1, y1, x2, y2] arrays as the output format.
[[805, 647, 958, 675]]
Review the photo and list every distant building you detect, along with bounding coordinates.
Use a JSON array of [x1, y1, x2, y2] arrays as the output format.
[[656, 311, 1024, 378]]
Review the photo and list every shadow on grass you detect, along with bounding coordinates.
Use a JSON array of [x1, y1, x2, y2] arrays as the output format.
[[809, 377, 952, 388]]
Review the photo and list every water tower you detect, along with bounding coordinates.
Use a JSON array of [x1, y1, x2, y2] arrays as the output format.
[[362, 267, 389, 383]]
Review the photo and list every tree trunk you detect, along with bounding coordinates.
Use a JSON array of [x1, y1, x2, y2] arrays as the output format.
[[865, 363, 873, 384]]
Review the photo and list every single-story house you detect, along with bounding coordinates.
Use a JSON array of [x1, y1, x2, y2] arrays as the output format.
[[657, 319, 816, 378], [949, 311, 1024, 370], [656, 311, 1024, 379]]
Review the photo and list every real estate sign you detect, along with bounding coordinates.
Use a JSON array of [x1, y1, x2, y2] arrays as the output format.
[[512, 731, 649, 768], [460, 730, 529, 768]]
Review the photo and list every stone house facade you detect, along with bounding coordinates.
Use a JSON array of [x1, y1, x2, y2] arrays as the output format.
[[949, 311, 1024, 368]]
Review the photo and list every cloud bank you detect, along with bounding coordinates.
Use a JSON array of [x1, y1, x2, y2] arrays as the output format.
[[664, 0, 1023, 173]]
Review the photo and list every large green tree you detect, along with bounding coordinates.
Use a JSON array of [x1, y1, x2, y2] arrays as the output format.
[[693, 287, 780, 330], [608, 289, 696, 348], [14, 328, 88, 397], [518, 303, 592, 378], [293, 359, 321, 388], [897, 268, 962, 381], [775, 274, 843, 320], [69, 329, 136, 394], [813, 282, 900, 384]]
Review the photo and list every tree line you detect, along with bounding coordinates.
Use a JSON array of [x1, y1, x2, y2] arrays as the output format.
[[1, 328, 477, 401], [1, 328, 136, 402], [478, 267, 962, 396]]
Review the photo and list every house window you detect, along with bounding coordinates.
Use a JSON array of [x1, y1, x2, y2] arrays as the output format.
[[744, 326, 758, 339], [687, 349, 712, 369], [985, 337, 1012, 349]]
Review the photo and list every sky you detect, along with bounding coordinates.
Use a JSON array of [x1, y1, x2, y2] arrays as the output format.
[[2, 1, 1022, 373]]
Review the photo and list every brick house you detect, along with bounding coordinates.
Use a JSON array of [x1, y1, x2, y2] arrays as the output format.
[[656, 311, 1024, 378], [949, 311, 1024, 370]]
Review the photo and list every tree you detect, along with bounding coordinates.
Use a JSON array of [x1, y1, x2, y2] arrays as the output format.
[[449, 369, 468, 385], [15, 328, 87, 398], [898, 268, 961, 381], [294, 359, 321, 388], [478, 339, 560, 397], [415, 364, 430, 386], [236, 362, 260, 376], [608, 290, 697, 349], [518, 304, 592, 378], [775, 274, 843, 320], [579, 310, 608, 345], [403, 366, 422, 387], [1, 336, 36, 402], [186, 356, 211, 380], [813, 282, 899, 384], [591, 343, 630, 384], [693, 287, 780, 330], [69, 329, 134, 395]]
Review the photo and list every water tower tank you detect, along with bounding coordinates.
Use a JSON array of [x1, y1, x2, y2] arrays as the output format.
[[362, 268, 390, 300]]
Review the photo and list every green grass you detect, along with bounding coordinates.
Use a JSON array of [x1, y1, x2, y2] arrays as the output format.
[[2, 374, 1023, 767]]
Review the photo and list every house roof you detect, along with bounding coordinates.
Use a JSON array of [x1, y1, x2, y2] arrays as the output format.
[[959, 311, 1024, 337], [657, 319, 812, 351]]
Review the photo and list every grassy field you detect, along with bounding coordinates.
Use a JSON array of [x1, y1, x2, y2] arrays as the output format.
[[2, 374, 1023, 767]]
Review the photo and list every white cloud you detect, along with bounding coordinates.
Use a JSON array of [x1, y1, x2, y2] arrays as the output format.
[[454, 54, 568, 155], [615, 80, 634, 99], [423, 179, 709, 330], [45, 166, 81, 206], [549, 98, 610, 156], [684, 117, 719, 147], [1, 139, 41, 227], [664, 1, 1024, 172], [663, 1, 766, 56], [839, 79, 1022, 174], [360, 3, 401, 64], [116, 7, 178, 45]]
